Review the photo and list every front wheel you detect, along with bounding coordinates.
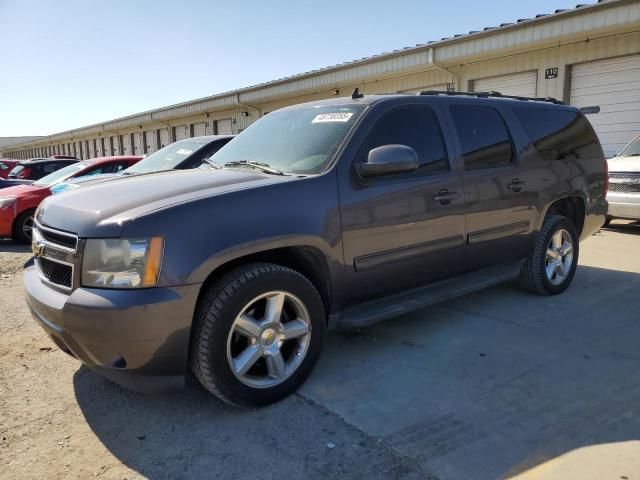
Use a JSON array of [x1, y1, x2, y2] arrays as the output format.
[[13, 209, 36, 244], [519, 214, 579, 295], [190, 263, 326, 407]]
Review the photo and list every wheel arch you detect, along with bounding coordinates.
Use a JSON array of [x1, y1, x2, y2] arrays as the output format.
[[541, 195, 586, 236]]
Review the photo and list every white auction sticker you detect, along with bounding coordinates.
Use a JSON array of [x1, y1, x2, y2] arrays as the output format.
[[175, 149, 193, 155], [312, 112, 354, 123]]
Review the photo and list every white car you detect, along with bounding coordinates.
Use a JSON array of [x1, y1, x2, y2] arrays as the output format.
[[606, 134, 640, 226]]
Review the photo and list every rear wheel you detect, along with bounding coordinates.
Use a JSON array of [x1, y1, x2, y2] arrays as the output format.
[[191, 263, 325, 407], [13, 209, 36, 244], [519, 214, 579, 295]]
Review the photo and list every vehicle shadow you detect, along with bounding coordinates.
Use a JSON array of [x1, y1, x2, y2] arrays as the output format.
[[74, 265, 640, 479], [604, 220, 640, 235], [0, 238, 30, 253]]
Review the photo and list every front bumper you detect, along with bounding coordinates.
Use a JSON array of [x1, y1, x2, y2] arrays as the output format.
[[606, 192, 640, 220], [24, 262, 201, 393], [0, 205, 15, 237]]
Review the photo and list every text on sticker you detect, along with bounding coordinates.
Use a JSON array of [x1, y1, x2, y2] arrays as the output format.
[[312, 112, 354, 123]]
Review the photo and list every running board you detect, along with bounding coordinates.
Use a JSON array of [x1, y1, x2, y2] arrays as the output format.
[[333, 260, 524, 330]]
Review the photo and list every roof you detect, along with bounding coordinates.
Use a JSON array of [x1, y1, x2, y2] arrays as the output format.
[[83, 155, 143, 165], [18, 158, 79, 166]]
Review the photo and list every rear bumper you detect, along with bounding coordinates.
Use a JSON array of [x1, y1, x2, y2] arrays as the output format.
[[606, 192, 640, 220], [24, 263, 202, 393], [581, 197, 608, 241]]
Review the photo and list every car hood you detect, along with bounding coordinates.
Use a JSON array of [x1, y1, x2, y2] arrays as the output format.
[[0, 183, 47, 197], [37, 168, 292, 237], [607, 155, 640, 172]]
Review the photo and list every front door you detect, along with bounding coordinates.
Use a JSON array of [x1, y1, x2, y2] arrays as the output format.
[[339, 103, 467, 304], [448, 103, 536, 270]]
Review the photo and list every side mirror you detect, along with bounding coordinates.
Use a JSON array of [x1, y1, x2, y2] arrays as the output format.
[[359, 144, 419, 178]]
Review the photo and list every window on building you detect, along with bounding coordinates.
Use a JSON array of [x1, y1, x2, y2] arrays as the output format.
[[451, 105, 513, 170], [359, 105, 449, 174]]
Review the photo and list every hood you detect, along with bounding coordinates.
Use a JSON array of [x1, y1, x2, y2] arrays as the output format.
[[38, 168, 291, 237], [607, 155, 640, 172], [0, 183, 46, 198]]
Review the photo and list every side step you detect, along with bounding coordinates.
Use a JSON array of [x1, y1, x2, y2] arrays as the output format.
[[333, 260, 524, 330]]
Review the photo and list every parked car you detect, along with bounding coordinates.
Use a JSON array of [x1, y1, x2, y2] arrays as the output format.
[[51, 136, 234, 194], [605, 133, 640, 225], [0, 159, 19, 179], [0, 178, 34, 190], [8, 158, 78, 181], [25, 92, 607, 407], [50, 155, 79, 160], [1, 156, 141, 242]]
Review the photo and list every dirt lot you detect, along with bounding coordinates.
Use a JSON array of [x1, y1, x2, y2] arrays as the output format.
[[2, 223, 640, 480]]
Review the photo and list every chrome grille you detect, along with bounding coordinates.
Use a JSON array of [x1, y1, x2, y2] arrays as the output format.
[[33, 222, 79, 291], [609, 172, 640, 194]]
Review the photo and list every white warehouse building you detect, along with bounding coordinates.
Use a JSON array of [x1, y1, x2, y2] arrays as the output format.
[[3, 0, 639, 160]]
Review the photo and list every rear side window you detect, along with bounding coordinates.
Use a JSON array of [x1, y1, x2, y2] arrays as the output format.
[[360, 105, 449, 173], [513, 107, 601, 161], [450, 105, 513, 170]]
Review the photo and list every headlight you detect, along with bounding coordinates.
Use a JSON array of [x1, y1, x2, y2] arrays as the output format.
[[82, 237, 164, 289], [0, 197, 16, 209]]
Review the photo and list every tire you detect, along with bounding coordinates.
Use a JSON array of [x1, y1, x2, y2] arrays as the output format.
[[519, 214, 579, 296], [190, 263, 326, 407], [12, 209, 36, 244], [603, 216, 612, 228]]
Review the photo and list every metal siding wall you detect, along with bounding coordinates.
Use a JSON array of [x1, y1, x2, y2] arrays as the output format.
[[174, 125, 188, 141]]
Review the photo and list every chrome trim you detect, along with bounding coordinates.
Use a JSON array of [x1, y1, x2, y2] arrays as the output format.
[[34, 221, 78, 249], [32, 222, 79, 292], [34, 257, 74, 292]]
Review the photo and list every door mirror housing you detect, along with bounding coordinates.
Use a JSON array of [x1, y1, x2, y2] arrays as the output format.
[[359, 144, 419, 178]]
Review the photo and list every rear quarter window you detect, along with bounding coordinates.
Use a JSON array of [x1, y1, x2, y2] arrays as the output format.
[[513, 107, 602, 161]]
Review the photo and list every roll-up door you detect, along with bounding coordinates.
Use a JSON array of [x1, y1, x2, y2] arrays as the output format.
[[570, 55, 640, 157], [111, 135, 120, 155], [158, 128, 170, 148], [88, 139, 96, 158], [133, 132, 144, 155], [215, 119, 233, 135], [174, 125, 188, 141], [473, 71, 537, 97], [192, 122, 206, 137], [144, 130, 157, 154], [121, 134, 132, 155]]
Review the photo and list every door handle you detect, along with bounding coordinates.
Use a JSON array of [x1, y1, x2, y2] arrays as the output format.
[[432, 189, 460, 205], [507, 178, 527, 193]]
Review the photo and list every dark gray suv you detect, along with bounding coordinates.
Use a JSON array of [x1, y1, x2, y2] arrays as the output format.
[[24, 92, 608, 406]]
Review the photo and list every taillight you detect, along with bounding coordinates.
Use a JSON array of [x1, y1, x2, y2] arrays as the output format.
[[604, 159, 609, 195]]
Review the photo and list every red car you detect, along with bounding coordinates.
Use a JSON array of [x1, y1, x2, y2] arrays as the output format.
[[0, 156, 142, 243], [0, 159, 19, 179]]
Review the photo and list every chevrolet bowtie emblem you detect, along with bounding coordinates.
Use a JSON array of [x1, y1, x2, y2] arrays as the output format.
[[32, 240, 45, 257]]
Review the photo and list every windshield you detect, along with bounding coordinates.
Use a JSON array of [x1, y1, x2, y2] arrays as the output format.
[[618, 135, 640, 157], [210, 104, 366, 174], [34, 163, 85, 186], [125, 139, 208, 174]]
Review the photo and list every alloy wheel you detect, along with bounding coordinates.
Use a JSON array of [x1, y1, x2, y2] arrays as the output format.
[[545, 228, 573, 285]]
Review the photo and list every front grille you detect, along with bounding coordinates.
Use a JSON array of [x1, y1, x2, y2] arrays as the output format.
[[38, 228, 77, 249], [37, 257, 73, 288], [609, 172, 640, 194]]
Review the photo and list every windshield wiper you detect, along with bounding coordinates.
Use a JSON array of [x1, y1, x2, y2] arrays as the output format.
[[204, 158, 222, 169], [223, 160, 285, 175]]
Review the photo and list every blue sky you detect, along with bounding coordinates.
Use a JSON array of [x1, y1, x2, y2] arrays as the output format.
[[0, 0, 581, 136]]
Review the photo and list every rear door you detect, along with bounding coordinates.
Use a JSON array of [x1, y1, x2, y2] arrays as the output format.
[[448, 102, 537, 269], [339, 102, 467, 302]]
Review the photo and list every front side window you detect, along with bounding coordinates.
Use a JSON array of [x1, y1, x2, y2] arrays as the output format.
[[513, 107, 601, 161], [0, 163, 7, 171], [451, 105, 513, 170], [210, 104, 366, 174], [358, 105, 449, 174]]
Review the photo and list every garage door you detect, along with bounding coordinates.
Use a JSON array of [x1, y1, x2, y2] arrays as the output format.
[[144, 130, 157, 154], [121, 134, 132, 155], [110, 135, 120, 155], [174, 125, 188, 141], [473, 71, 537, 97], [400, 84, 448, 94], [88, 140, 96, 158], [215, 119, 233, 135], [192, 122, 206, 137], [570, 55, 640, 157], [158, 128, 170, 149]]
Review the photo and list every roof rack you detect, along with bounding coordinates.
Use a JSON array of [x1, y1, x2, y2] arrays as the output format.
[[419, 90, 565, 105]]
